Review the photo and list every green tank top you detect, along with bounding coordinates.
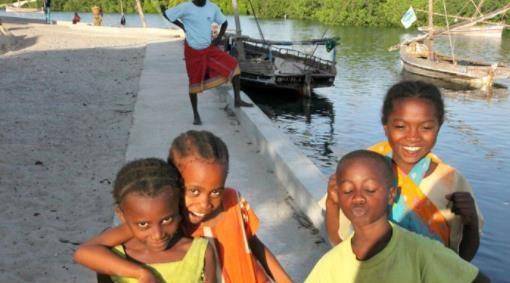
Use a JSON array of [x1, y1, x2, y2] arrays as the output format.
[[110, 237, 208, 283]]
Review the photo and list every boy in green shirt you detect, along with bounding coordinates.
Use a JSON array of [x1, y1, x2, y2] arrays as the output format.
[[306, 150, 489, 283]]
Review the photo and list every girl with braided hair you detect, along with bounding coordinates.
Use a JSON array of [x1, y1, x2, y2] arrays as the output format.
[[78, 131, 291, 283], [74, 158, 216, 283]]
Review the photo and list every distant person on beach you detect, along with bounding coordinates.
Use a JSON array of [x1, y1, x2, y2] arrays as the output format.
[[161, 0, 253, 125], [74, 130, 292, 283], [43, 0, 51, 24], [72, 12, 81, 24], [306, 150, 489, 283], [120, 14, 126, 26], [323, 81, 483, 261], [74, 158, 216, 283]]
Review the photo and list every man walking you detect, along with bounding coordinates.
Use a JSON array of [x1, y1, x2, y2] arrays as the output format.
[[43, 0, 51, 24], [163, 0, 252, 125]]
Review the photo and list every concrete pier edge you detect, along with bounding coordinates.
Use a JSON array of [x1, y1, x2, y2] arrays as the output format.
[[113, 39, 330, 241], [214, 86, 329, 241]]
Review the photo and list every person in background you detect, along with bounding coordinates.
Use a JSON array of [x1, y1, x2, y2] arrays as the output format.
[[72, 12, 81, 24], [160, 0, 253, 125], [43, 0, 51, 24], [120, 14, 126, 26]]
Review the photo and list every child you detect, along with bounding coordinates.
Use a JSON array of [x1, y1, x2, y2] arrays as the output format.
[[74, 158, 216, 283], [325, 81, 483, 261], [161, 0, 253, 125], [307, 150, 489, 282], [77, 131, 291, 283]]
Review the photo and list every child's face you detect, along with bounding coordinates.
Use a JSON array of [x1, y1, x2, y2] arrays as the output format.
[[117, 189, 181, 252], [384, 97, 440, 173], [336, 158, 395, 227], [178, 158, 227, 225]]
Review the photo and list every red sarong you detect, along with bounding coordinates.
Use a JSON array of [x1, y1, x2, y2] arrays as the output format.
[[184, 41, 241, 94]]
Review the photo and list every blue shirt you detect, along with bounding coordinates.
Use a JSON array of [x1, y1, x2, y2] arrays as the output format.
[[166, 0, 227, 50]]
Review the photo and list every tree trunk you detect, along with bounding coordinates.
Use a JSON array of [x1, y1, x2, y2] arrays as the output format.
[[135, 0, 147, 28]]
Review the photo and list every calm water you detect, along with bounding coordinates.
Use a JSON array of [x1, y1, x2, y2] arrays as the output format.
[[3, 10, 509, 281], [243, 20, 510, 281]]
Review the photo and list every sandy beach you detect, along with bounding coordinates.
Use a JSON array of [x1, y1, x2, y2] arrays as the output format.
[[0, 18, 180, 282]]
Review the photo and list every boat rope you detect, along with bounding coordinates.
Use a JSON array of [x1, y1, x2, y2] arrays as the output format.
[[246, 0, 267, 44], [310, 27, 330, 56], [472, 0, 485, 17], [442, 0, 456, 64]]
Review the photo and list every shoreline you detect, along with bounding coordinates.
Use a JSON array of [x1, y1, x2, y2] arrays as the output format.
[[0, 19, 181, 281]]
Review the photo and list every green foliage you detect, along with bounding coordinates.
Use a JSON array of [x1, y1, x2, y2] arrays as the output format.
[[8, 0, 507, 26]]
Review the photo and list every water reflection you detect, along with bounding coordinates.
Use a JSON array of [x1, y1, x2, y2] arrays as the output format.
[[244, 89, 338, 167], [241, 22, 510, 281]]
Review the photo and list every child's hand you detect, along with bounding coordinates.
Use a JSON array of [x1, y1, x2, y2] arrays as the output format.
[[138, 268, 158, 283], [326, 173, 339, 205], [446, 192, 478, 226]]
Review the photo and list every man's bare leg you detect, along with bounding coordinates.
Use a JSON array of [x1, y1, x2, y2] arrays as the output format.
[[189, 92, 202, 125], [232, 75, 253, 107]]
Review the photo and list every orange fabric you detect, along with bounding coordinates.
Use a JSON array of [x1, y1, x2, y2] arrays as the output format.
[[369, 141, 451, 246], [184, 188, 271, 283]]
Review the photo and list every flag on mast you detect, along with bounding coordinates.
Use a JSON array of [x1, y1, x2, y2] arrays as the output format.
[[401, 6, 417, 29]]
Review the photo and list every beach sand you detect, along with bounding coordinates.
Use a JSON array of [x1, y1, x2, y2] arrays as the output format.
[[0, 19, 179, 282]]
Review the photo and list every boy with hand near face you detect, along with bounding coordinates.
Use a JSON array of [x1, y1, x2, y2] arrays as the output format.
[[306, 150, 489, 283]]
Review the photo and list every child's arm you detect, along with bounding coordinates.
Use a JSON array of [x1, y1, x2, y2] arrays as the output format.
[[473, 271, 491, 283], [73, 225, 153, 281], [249, 236, 292, 283], [446, 192, 480, 261], [325, 173, 342, 246], [204, 242, 217, 283]]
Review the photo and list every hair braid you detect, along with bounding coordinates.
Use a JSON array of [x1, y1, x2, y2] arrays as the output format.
[[169, 130, 229, 170], [113, 158, 182, 205]]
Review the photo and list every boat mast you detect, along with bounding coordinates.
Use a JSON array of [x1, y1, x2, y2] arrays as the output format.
[[231, 0, 245, 60], [426, 0, 434, 60]]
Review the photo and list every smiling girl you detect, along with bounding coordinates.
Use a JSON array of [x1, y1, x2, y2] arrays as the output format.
[[325, 81, 483, 261], [75, 131, 291, 283], [74, 158, 216, 283]]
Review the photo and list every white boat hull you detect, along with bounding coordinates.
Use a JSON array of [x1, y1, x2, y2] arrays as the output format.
[[400, 43, 510, 90], [418, 24, 505, 37], [5, 5, 43, 13]]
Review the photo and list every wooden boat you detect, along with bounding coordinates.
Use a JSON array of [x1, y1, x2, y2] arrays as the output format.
[[228, 0, 337, 96], [224, 34, 337, 96], [400, 41, 510, 89], [418, 24, 505, 37], [5, 0, 42, 13], [395, 2, 510, 91], [5, 4, 43, 13]]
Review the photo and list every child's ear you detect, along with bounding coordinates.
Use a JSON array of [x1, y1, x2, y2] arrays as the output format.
[[383, 124, 389, 137], [388, 186, 398, 205], [115, 206, 126, 224]]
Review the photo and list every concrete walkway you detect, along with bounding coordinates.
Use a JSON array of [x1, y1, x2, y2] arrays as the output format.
[[125, 40, 328, 281]]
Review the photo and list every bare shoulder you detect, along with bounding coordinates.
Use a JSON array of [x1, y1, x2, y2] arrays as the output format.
[[175, 236, 194, 251]]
